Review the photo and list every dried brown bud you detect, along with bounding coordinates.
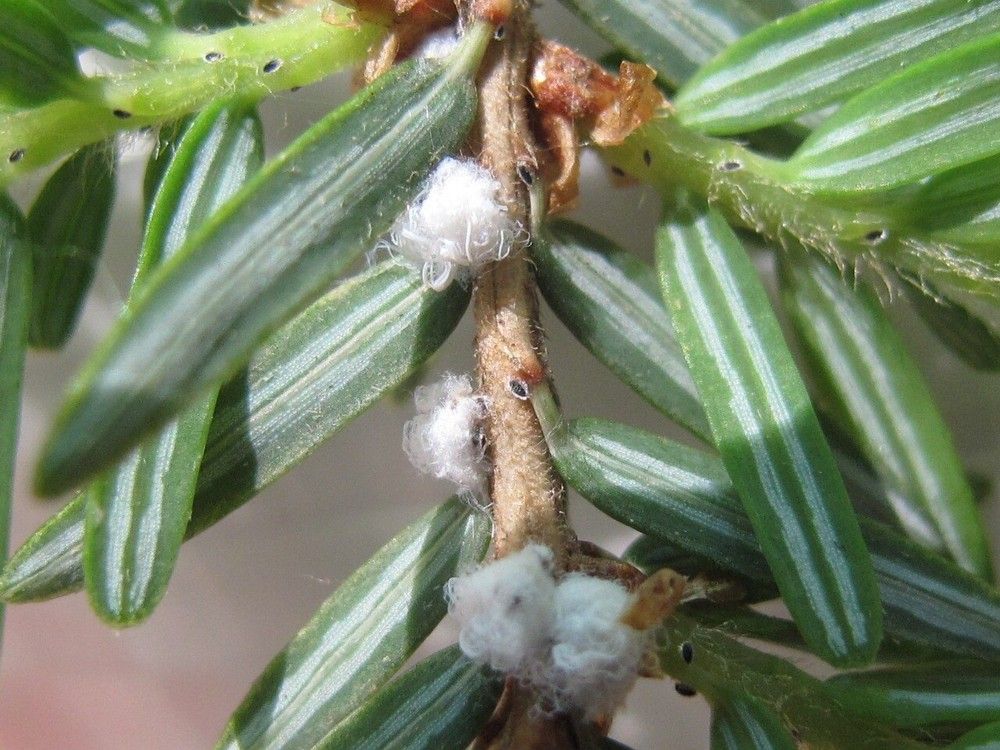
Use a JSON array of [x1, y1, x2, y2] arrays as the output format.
[[590, 61, 664, 146], [531, 40, 618, 121], [620, 568, 686, 631], [529, 41, 664, 210], [470, 0, 513, 25]]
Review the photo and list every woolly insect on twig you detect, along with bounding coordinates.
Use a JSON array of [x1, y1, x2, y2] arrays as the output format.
[[390, 13, 680, 742], [447, 545, 685, 721], [403, 372, 492, 502], [383, 157, 525, 290]]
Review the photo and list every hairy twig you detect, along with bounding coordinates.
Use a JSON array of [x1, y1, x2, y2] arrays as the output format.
[[467, 1, 578, 746], [470, 1, 572, 562]]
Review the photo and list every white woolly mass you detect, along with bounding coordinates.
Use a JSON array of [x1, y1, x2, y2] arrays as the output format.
[[387, 157, 521, 290], [446, 545, 557, 675], [446, 546, 650, 719], [547, 574, 649, 720], [402, 373, 490, 497], [411, 26, 460, 59]]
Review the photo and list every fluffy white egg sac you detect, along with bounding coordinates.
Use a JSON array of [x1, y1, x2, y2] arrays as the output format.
[[411, 26, 460, 59], [446, 544, 557, 676], [446, 544, 652, 721], [389, 157, 523, 290], [544, 574, 650, 720], [402, 373, 490, 498]]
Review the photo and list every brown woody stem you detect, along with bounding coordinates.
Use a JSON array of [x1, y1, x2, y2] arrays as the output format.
[[470, 2, 573, 563], [467, 3, 580, 747]]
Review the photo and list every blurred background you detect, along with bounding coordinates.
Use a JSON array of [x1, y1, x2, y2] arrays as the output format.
[[2, 2, 999, 748]]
